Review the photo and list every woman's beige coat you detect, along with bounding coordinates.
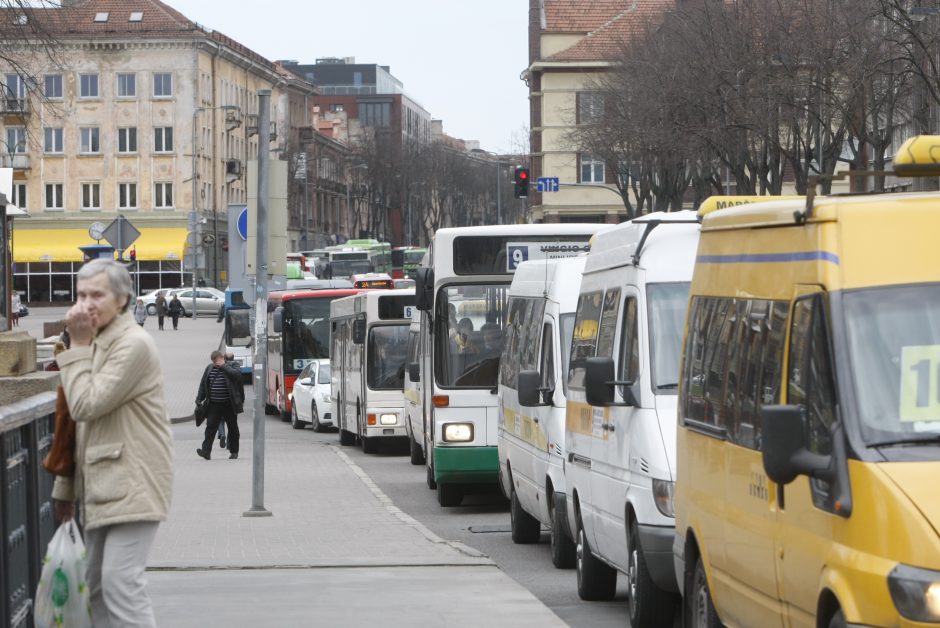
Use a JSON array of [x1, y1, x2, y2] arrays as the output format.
[[52, 311, 173, 531]]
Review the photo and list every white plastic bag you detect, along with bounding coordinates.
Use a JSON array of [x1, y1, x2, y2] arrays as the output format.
[[34, 519, 92, 628]]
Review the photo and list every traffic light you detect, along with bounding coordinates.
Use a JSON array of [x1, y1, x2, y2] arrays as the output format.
[[513, 166, 530, 198], [129, 247, 137, 262]]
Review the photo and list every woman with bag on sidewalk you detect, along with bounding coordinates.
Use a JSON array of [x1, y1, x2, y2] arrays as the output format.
[[52, 258, 173, 628]]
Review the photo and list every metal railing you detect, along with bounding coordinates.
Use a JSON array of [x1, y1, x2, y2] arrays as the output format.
[[0, 391, 56, 628]]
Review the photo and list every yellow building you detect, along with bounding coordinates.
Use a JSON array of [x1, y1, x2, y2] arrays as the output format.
[[0, 0, 315, 302]]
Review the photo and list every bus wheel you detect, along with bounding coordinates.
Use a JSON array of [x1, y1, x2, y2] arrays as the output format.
[[627, 517, 677, 627], [550, 496, 576, 569], [510, 487, 541, 544], [437, 482, 462, 507], [426, 463, 437, 490], [828, 610, 846, 628], [689, 555, 721, 628], [409, 431, 425, 465], [339, 429, 356, 446], [576, 523, 616, 600]]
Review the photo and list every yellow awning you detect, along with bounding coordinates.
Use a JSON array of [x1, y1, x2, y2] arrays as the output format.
[[12, 227, 188, 263]]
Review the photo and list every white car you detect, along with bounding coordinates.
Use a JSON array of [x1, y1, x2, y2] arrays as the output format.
[[289, 360, 333, 432]]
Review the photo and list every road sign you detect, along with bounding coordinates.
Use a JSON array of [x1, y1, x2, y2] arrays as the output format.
[[236, 207, 248, 241], [537, 177, 560, 193], [101, 215, 140, 254]]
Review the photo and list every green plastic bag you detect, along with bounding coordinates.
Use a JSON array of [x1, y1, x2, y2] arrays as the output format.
[[34, 520, 92, 628]]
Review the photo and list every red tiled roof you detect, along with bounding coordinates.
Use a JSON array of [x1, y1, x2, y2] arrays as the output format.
[[543, 1, 634, 32], [543, 0, 674, 62], [0, 0, 275, 70]]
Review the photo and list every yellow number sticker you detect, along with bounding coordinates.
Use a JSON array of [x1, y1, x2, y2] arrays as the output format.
[[899, 345, 940, 422]]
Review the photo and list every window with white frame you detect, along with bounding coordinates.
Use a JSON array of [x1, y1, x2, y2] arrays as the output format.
[[6, 126, 26, 152], [118, 182, 137, 209], [81, 183, 101, 210], [580, 154, 605, 183], [80, 127, 100, 154], [154, 182, 173, 208], [153, 126, 173, 152], [118, 127, 137, 153], [79, 73, 99, 98], [4, 73, 25, 101], [153, 73, 172, 98], [12, 182, 26, 209], [44, 183, 63, 210], [44, 127, 63, 153], [43, 74, 62, 99], [117, 73, 136, 98]]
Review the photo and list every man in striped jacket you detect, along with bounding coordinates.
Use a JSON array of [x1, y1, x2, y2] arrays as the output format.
[[195, 350, 244, 460]]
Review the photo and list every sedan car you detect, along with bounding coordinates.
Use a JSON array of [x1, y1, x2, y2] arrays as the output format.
[[173, 288, 225, 317], [289, 360, 332, 432]]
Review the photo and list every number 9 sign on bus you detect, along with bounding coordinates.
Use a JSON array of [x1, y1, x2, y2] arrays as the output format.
[[506, 241, 593, 271]]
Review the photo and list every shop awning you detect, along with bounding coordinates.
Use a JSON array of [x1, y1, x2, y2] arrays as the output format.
[[12, 227, 188, 263]]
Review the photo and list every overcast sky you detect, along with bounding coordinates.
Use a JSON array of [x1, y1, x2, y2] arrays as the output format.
[[164, 0, 530, 154]]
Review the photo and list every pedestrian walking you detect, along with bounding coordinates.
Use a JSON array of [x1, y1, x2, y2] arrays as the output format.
[[167, 294, 183, 330], [195, 350, 244, 460], [155, 291, 167, 331], [215, 352, 245, 450], [11, 291, 20, 326], [52, 258, 173, 628], [133, 297, 147, 327]]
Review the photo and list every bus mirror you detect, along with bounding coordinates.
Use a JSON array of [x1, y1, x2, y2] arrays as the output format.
[[408, 362, 420, 382], [761, 405, 833, 486], [585, 358, 616, 406], [273, 306, 284, 334], [353, 318, 366, 344], [518, 370, 550, 407], [415, 267, 434, 311]]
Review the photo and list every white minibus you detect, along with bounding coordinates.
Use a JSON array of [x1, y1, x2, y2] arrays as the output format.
[[412, 224, 603, 507], [565, 211, 698, 627], [498, 255, 586, 568], [330, 288, 415, 453]]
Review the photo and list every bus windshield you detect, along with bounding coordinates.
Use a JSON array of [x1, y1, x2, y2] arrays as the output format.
[[435, 284, 508, 388], [329, 259, 373, 279], [647, 282, 691, 392], [368, 325, 410, 390], [283, 297, 333, 370], [405, 249, 425, 264], [225, 309, 251, 347], [843, 283, 940, 456]]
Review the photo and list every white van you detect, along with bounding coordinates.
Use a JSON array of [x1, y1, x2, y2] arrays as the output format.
[[565, 211, 699, 627], [498, 256, 586, 569], [404, 310, 426, 465]]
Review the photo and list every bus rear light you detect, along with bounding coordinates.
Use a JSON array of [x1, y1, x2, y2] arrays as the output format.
[[367, 413, 377, 426], [432, 395, 450, 407]]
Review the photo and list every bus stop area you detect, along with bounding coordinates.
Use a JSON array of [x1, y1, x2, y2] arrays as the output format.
[[12, 308, 566, 627]]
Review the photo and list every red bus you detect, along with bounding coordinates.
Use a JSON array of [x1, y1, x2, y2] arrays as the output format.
[[266, 288, 361, 420]]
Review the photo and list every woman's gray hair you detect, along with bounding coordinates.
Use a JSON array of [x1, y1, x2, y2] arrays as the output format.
[[77, 259, 134, 311]]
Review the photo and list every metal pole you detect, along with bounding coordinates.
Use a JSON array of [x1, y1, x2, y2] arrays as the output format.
[[190, 107, 202, 318], [496, 162, 501, 225], [246, 89, 272, 517]]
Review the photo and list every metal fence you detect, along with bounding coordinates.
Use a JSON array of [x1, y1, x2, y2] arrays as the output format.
[[0, 392, 56, 628]]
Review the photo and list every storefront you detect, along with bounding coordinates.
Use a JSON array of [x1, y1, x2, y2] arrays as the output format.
[[12, 226, 190, 303]]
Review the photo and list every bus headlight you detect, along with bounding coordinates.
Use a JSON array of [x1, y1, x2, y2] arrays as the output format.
[[888, 564, 940, 622], [652, 479, 675, 518], [379, 413, 398, 426], [443, 423, 473, 442]]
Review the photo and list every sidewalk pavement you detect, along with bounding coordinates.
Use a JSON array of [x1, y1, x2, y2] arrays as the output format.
[[145, 309, 569, 626]]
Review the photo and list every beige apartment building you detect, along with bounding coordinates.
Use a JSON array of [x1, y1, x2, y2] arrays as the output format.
[[0, 0, 315, 302]]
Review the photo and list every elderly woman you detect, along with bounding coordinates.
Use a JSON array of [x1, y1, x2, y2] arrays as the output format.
[[52, 258, 173, 628]]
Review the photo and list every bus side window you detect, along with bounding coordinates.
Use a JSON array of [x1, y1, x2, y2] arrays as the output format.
[[618, 297, 639, 385], [540, 323, 554, 391], [788, 295, 837, 457]]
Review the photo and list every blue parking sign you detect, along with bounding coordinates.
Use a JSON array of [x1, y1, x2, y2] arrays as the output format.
[[507, 245, 529, 270]]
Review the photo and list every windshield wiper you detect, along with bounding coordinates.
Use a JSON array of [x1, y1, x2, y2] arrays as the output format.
[[868, 435, 940, 448], [656, 383, 679, 390]]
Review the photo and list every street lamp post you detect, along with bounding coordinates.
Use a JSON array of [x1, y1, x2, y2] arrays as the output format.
[[190, 104, 239, 317]]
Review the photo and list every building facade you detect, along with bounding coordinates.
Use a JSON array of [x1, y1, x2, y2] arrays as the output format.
[[0, 0, 314, 302]]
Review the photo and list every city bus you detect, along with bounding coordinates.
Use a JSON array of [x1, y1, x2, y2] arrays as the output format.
[[220, 288, 252, 377], [330, 288, 415, 453], [412, 224, 604, 507], [345, 238, 392, 275], [392, 246, 427, 279], [267, 287, 361, 421], [323, 248, 373, 279]]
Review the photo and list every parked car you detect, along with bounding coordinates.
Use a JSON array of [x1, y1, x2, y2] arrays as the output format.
[[289, 360, 332, 432], [140, 288, 179, 315]]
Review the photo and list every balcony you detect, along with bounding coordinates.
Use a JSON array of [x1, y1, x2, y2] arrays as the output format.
[[0, 98, 29, 117], [0, 153, 30, 170]]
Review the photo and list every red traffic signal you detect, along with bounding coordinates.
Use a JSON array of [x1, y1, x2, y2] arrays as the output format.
[[129, 247, 137, 262], [514, 166, 530, 198]]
